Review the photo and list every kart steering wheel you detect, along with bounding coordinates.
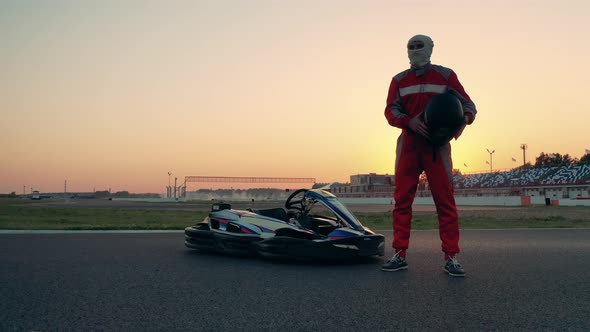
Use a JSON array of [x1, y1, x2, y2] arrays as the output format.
[[285, 189, 308, 211]]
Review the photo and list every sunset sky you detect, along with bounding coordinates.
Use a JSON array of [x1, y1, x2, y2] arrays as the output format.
[[1, 0, 589, 194]]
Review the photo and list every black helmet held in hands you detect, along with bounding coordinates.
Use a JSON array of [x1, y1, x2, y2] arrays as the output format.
[[423, 93, 464, 146]]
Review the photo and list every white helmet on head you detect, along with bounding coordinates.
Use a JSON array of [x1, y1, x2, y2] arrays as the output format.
[[407, 34, 434, 68]]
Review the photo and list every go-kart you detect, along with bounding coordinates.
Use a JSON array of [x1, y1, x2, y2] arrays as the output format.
[[184, 189, 385, 260]]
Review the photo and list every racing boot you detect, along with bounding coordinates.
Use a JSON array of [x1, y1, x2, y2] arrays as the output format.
[[444, 256, 465, 277], [381, 251, 408, 272]]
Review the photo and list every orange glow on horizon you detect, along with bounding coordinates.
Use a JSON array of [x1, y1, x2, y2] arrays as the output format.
[[1, 1, 589, 193]]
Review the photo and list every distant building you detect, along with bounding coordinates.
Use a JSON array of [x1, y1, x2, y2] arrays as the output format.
[[329, 173, 395, 198]]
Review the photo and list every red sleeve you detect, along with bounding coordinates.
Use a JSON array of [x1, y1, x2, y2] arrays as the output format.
[[384, 79, 410, 129], [447, 71, 477, 125]]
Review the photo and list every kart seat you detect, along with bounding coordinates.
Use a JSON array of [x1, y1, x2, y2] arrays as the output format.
[[253, 208, 289, 222], [295, 215, 338, 235]]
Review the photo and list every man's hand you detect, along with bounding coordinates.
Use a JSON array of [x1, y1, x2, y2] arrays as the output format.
[[408, 114, 430, 139], [454, 115, 470, 140]]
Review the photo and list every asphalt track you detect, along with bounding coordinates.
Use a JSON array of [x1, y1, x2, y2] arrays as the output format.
[[1, 229, 589, 331]]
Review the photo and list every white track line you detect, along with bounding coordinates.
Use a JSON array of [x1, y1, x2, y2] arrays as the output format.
[[1, 228, 588, 234], [0, 230, 184, 234]]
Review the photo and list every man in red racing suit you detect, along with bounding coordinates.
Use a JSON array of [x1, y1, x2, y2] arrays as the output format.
[[381, 35, 477, 277]]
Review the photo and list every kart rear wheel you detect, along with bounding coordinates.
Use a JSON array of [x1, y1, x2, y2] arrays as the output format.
[[185, 222, 215, 250]]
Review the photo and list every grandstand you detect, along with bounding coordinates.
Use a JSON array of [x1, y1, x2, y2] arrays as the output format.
[[454, 164, 590, 186], [331, 164, 590, 199], [453, 164, 590, 198]]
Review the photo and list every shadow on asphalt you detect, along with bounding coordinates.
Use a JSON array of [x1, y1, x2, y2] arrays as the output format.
[[182, 247, 382, 267]]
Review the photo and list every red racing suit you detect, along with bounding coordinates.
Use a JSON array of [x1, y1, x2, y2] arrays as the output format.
[[384, 64, 477, 258]]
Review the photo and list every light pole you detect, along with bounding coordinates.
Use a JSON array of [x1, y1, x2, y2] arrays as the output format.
[[520, 143, 528, 166], [487, 148, 495, 172], [174, 177, 178, 200], [167, 172, 172, 198]]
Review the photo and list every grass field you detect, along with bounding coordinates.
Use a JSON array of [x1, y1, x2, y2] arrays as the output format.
[[1, 198, 589, 230], [0, 199, 206, 230]]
